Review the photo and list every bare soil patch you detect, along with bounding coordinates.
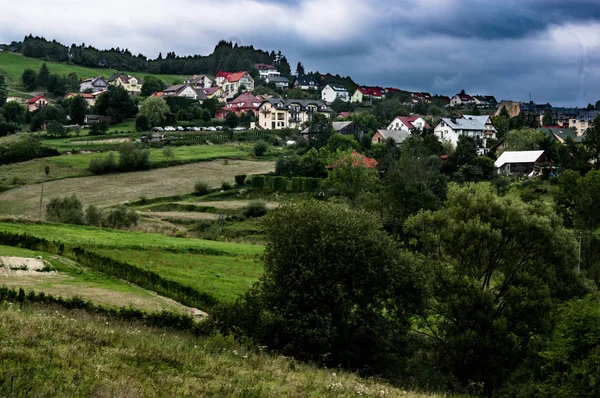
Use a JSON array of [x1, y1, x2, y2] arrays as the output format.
[[0, 256, 54, 276]]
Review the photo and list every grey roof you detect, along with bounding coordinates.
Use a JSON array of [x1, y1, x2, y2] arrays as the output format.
[[375, 130, 411, 144], [538, 127, 581, 143], [332, 121, 353, 131], [184, 75, 211, 84], [294, 76, 318, 86], [262, 98, 332, 112], [437, 117, 486, 131], [462, 115, 491, 126], [495, 150, 545, 168], [163, 84, 189, 94]]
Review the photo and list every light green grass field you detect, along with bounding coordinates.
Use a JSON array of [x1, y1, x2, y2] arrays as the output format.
[[0, 52, 185, 87], [0, 222, 263, 256], [0, 245, 195, 314], [0, 305, 433, 397]]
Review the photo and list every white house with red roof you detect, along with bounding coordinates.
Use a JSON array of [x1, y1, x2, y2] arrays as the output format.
[[216, 92, 264, 118], [214, 71, 255, 99], [411, 92, 432, 103], [386, 116, 431, 132], [26, 95, 51, 112], [351, 86, 385, 103], [450, 91, 476, 107], [255, 64, 280, 79]]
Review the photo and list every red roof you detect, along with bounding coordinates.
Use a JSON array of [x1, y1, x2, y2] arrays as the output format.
[[255, 63, 277, 70], [385, 87, 401, 93], [26, 95, 49, 104], [202, 87, 221, 95], [357, 86, 384, 98], [393, 116, 431, 130], [457, 93, 475, 101], [216, 71, 249, 83], [337, 112, 353, 118]]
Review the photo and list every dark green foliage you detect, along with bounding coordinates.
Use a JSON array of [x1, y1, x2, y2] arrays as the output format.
[[194, 181, 210, 196], [30, 105, 67, 132], [136, 115, 149, 132], [234, 174, 247, 186], [251, 175, 265, 189], [65, 94, 88, 125], [404, 186, 586, 394], [46, 120, 66, 137], [21, 68, 37, 91], [117, 143, 150, 171], [46, 73, 69, 97], [242, 201, 268, 218], [291, 177, 303, 192], [275, 153, 303, 177], [584, 115, 600, 168], [225, 112, 239, 129], [88, 152, 116, 174], [94, 86, 137, 123], [140, 75, 165, 97], [306, 113, 334, 149], [103, 206, 139, 229], [45, 195, 84, 225], [221, 181, 233, 191], [36, 62, 50, 88], [227, 201, 425, 372], [253, 141, 268, 157], [84, 205, 103, 226], [542, 109, 554, 126], [2, 101, 26, 124], [271, 176, 287, 192], [0, 136, 59, 165], [0, 76, 7, 106], [326, 133, 358, 152]]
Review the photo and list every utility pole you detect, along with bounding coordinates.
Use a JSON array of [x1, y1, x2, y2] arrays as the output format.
[[39, 166, 50, 220]]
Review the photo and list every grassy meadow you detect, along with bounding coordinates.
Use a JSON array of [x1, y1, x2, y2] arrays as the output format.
[[0, 159, 275, 215], [0, 304, 436, 397], [0, 51, 185, 88]]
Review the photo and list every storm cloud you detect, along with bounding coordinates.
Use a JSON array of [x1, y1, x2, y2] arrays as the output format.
[[1, 0, 599, 106]]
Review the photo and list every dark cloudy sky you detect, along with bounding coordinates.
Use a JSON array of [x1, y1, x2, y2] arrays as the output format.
[[1, 0, 599, 106]]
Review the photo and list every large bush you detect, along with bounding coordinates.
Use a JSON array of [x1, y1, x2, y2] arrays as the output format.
[[117, 143, 150, 171], [242, 201, 268, 218], [45, 195, 84, 225], [226, 201, 426, 372], [253, 141, 269, 157], [194, 181, 210, 196]]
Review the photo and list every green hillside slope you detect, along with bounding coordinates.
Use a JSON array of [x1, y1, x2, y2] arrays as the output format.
[[0, 52, 185, 88]]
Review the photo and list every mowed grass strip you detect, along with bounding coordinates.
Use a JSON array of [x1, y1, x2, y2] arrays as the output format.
[[92, 248, 263, 302], [0, 159, 274, 215], [0, 245, 195, 314], [0, 306, 431, 397], [0, 222, 263, 256]]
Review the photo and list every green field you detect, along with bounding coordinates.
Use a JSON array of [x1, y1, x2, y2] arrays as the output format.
[[0, 245, 194, 314], [0, 304, 428, 397], [0, 144, 251, 185], [0, 52, 185, 88]]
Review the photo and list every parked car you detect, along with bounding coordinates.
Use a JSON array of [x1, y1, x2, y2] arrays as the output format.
[[192, 127, 201, 131], [164, 126, 176, 132], [206, 126, 217, 131], [152, 127, 164, 132], [233, 127, 245, 131], [185, 127, 194, 131], [215, 126, 223, 131], [176, 126, 184, 131]]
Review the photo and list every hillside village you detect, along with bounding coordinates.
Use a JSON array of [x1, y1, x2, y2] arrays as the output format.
[[3, 33, 600, 398]]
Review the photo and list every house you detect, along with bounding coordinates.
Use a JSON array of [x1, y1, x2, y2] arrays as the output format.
[[494, 150, 548, 175], [196, 87, 225, 103], [462, 114, 497, 141], [337, 111, 353, 119], [257, 98, 332, 130], [351, 86, 384, 103], [386, 116, 430, 132], [79, 76, 108, 93], [214, 71, 255, 99], [26, 95, 50, 112], [436, 96, 451, 106], [107, 73, 142, 95], [433, 117, 489, 155], [255, 64, 280, 79], [538, 127, 584, 143], [411, 92, 432, 103], [372, 130, 411, 145], [162, 84, 198, 99], [265, 75, 289, 89], [450, 92, 476, 107], [65, 92, 98, 107], [301, 121, 363, 140], [216, 92, 264, 118], [292, 76, 319, 91], [473, 95, 497, 108], [321, 84, 350, 103], [183, 75, 213, 90], [84, 114, 110, 125]]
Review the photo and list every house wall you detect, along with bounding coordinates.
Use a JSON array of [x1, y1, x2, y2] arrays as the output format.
[[258, 103, 331, 130], [351, 90, 363, 103], [322, 86, 349, 103], [372, 131, 386, 143]]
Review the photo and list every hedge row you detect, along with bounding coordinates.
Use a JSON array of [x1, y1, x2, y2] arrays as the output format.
[[0, 286, 212, 336], [251, 175, 321, 193], [0, 231, 218, 311]]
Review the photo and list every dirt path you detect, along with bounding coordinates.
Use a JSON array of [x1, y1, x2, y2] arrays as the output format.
[[178, 200, 280, 210], [0, 160, 275, 216]]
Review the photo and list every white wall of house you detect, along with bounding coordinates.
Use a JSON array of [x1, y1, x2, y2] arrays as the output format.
[[177, 85, 199, 99], [434, 122, 487, 154], [322, 85, 349, 103], [386, 117, 427, 132]]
